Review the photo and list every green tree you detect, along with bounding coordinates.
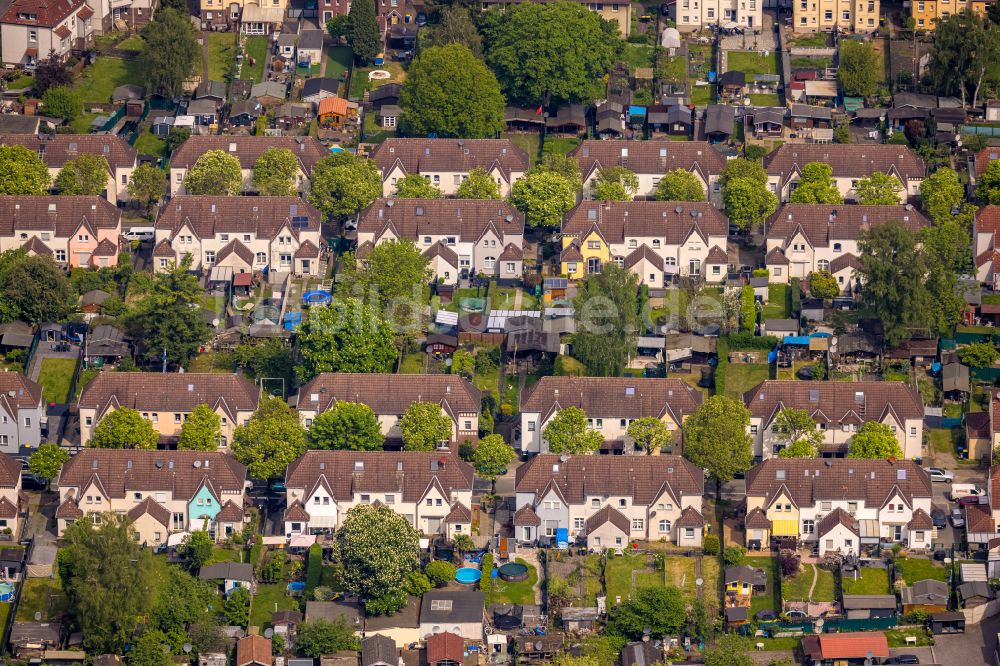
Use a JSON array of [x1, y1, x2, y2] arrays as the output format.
[[340, 239, 431, 310], [400, 43, 506, 138], [129, 631, 172, 666], [626, 416, 672, 454], [838, 40, 881, 98], [28, 443, 69, 488], [0, 145, 51, 194], [394, 174, 443, 198], [789, 163, 843, 204], [724, 177, 777, 231], [232, 396, 307, 479], [150, 566, 217, 634], [128, 163, 168, 208], [4, 254, 75, 323], [308, 402, 385, 451], [425, 560, 456, 587], [847, 421, 904, 459], [296, 298, 398, 380], [592, 166, 639, 201], [252, 147, 300, 196], [61, 514, 155, 652], [347, 0, 380, 64], [421, 7, 483, 57], [703, 635, 754, 666], [854, 171, 903, 205], [959, 341, 1000, 368], [33, 56, 72, 96], [456, 167, 502, 199], [334, 504, 420, 606], [920, 167, 968, 224], [928, 10, 1000, 108], [482, 1, 621, 105], [309, 153, 382, 219], [606, 587, 685, 639], [510, 169, 576, 228], [809, 269, 840, 300], [177, 531, 214, 573], [539, 153, 584, 194], [41, 86, 82, 121], [140, 8, 200, 98], [165, 128, 191, 155], [326, 14, 350, 40], [472, 434, 516, 488], [719, 157, 768, 187], [773, 408, 822, 458], [183, 150, 243, 195], [399, 402, 453, 451], [230, 338, 296, 388], [296, 619, 360, 657], [572, 264, 639, 376], [653, 169, 706, 201], [222, 586, 251, 626], [451, 349, 475, 378], [543, 406, 604, 454], [177, 404, 222, 451], [682, 395, 753, 494], [978, 160, 1000, 204], [91, 408, 158, 449]]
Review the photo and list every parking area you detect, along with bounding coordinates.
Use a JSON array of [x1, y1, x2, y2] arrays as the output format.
[[933, 612, 1000, 666]]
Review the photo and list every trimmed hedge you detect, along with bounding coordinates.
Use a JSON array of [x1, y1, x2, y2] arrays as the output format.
[[790, 277, 802, 316], [740, 285, 756, 334], [305, 542, 322, 594], [723, 333, 779, 350]]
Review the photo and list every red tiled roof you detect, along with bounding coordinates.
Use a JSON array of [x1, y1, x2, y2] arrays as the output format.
[[443, 502, 471, 524], [53, 24, 70, 38], [283, 501, 310, 522], [358, 199, 524, 244], [56, 498, 82, 519], [294, 240, 320, 259], [426, 632, 464, 665], [965, 502, 994, 533], [297, 373, 481, 417], [585, 505, 630, 535], [967, 411, 991, 439], [155, 196, 321, 239], [562, 201, 727, 245], [318, 96, 349, 117], [0, 135, 135, 168], [624, 244, 664, 271], [371, 139, 530, 180], [765, 144, 925, 183], [513, 504, 541, 526], [818, 508, 858, 537], [764, 246, 789, 265], [0, 497, 17, 519], [498, 243, 523, 261], [676, 506, 705, 527], [170, 136, 327, 172], [705, 245, 728, 263], [236, 635, 272, 666], [92, 238, 118, 256], [745, 507, 770, 530], [907, 508, 933, 530], [570, 140, 727, 178], [217, 499, 245, 523], [127, 497, 170, 525], [766, 204, 929, 248], [1, 0, 83, 27], [743, 380, 923, 427], [79, 372, 260, 416], [976, 147, 1000, 177], [76, 5, 93, 19], [991, 464, 1000, 512], [802, 632, 889, 660], [0, 196, 120, 239]]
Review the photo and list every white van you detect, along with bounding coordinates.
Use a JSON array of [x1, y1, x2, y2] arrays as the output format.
[[949, 483, 986, 501], [123, 227, 155, 242]]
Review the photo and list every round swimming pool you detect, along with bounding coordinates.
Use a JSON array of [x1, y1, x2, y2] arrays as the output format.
[[498, 562, 529, 582], [287, 581, 306, 592], [0, 582, 14, 602], [455, 567, 482, 585]]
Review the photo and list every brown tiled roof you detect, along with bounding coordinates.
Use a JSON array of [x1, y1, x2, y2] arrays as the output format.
[[444, 501, 472, 524], [0, 196, 120, 239], [966, 411, 991, 439], [216, 239, 254, 266], [57, 450, 247, 501], [283, 500, 310, 522], [705, 245, 728, 263], [585, 504, 630, 535], [155, 196, 321, 239], [515, 454, 703, 505], [370, 139, 530, 180], [297, 373, 481, 416], [745, 507, 770, 529], [0, 497, 16, 519], [152, 239, 175, 257], [0, 373, 43, 418], [907, 508, 933, 530], [764, 247, 789, 265], [1, 0, 82, 25], [745, 459, 932, 508], [53, 24, 70, 38], [295, 240, 320, 258], [743, 380, 923, 427], [127, 497, 170, 525], [217, 499, 245, 522], [22, 236, 52, 255], [92, 238, 118, 256], [676, 506, 705, 528], [56, 497, 82, 519], [423, 241, 459, 266], [79, 372, 260, 418], [624, 244, 664, 271], [0, 134, 135, 167], [560, 241, 583, 262], [991, 465, 1000, 512], [498, 243, 523, 261], [170, 136, 328, 173], [521, 377, 703, 423], [976, 249, 1000, 270], [358, 199, 524, 243], [830, 253, 861, 273], [562, 201, 727, 245], [966, 502, 994, 533], [513, 504, 541, 526], [284, 451, 474, 503], [817, 508, 858, 537], [764, 144, 926, 184], [76, 5, 93, 19], [765, 204, 929, 248], [426, 631, 464, 666], [236, 634, 272, 666], [569, 140, 726, 179], [975, 147, 1000, 177]]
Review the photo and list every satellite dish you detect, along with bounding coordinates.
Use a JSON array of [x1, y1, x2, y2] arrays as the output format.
[[264, 628, 274, 639], [33, 612, 41, 621], [695, 577, 704, 587], [183, 644, 193, 654]]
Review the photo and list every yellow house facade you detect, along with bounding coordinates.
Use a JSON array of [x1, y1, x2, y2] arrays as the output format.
[[910, 0, 986, 30], [561, 228, 610, 279]]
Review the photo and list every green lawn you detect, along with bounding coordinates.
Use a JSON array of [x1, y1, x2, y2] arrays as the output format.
[[541, 136, 580, 158], [38, 358, 77, 405], [726, 50, 779, 77], [8, 75, 33, 90], [133, 130, 166, 157], [16, 576, 67, 622], [744, 556, 779, 615], [207, 32, 236, 82], [70, 112, 100, 134], [207, 546, 248, 565], [723, 363, 770, 399], [782, 564, 835, 602], [74, 367, 99, 401], [605, 554, 661, 602], [483, 558, 538, 605], [929, 428, 962, 458], [117, 35, 145, 51], [749, 93, 782, 107], [325, 46, 352, 79], [622, 43, 655, 71], [885, 628, 933, 647], [664, 556, 698, 600], [841, 567, 889, 595], [788, 32, 830, 48], [350, 62, 406, 100], [790, 56, 833, 69], [762, 284, 791, 319], [690, 84, 714, 106], [249, 583, 302, 629], [74, 57, 144, 104], [895, 558, 950, 585], [399, 352, 425, 374], [505, 133, 541, 164], [657, 55, 686, 85], [242, 37, 269, 83], [187, 352, 237, 374]]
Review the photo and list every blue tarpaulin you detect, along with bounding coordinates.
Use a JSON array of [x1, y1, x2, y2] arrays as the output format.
[[629, 106, 647, 118], [555, 528, 569, 549], [783, 336, 811, 346], [283, 312, 302, 330]]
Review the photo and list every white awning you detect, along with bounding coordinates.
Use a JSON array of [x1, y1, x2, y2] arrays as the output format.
[[167, 531, 191, 546], [261, 535, 287, 545], [804, 80, 838, 98], [289, 534, 317, 548]]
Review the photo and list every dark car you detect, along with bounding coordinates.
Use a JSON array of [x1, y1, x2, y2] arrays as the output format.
[[20, 473, 47, 491], [958, 494, 986, 507], [415, 11, 427, 26], [887, 656, 920, 664], [931, 507, 947, 528]]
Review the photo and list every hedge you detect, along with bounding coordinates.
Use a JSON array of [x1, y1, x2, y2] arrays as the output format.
[[305, 542, 323, 594], [740, 285, 756, 334], [790, 277, 802, 316], [715, 336, 729, 394], [723, 333, 779, 350]]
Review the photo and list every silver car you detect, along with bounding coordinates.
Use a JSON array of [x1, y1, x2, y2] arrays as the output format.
[[926, 467, 955, 483], [951, 508, 965, 528]]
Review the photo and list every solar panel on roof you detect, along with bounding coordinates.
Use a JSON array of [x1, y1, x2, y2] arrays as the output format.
[[291, 216, 311, 229]]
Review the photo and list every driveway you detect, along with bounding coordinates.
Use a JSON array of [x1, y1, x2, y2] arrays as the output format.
[[932, 612, 1000, 666]]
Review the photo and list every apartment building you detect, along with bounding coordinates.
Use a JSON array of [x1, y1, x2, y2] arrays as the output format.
[[55, 449, 249, 544], [763, 204, 930, 288], [910, 0, 987, 30], [559, 201, 729, 284], [152, 196, 323, 276], [764, 144, 925, 203], [0, 196, 123, 269], [974, 206, 1000, 289], [282, 451, 474, 538], [672, 0, 763, 32], [0, 373, 45, 455], [518, 377, 703, 455], [77, 372, 261, 447], [479, 0, 632, 35], [793, 0, 879, 32], [370, 139, 530, 197], [568, 140, 728, 206], [295, 373, 482, 447], [84, 0, 157, 34], [0, 135, 137, 203], [513, 454, 706, 549], [743, 380, 925, 460], [0, 453, 23, 535], [356, 199, 525, 283], [169, 136, 328, 196], [744, 458, 933, 554], [0, 0, 94, 67]]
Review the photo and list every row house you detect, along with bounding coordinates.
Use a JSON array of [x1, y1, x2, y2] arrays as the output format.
[[282, 451, 474, 538], [200, 0, 288, 32], [0, 0, 94, 67], [0, 454, 23, 535], [0, 196, 123, 268], [513, 454, 706, 549], [910, 0, 988, 30], [55, 449, 249, 544], [152, 196, 323, 276], [793, 0, 879, 32], [568, 140, 727, 207], [973, 206, 1000, 289], [479, 0, 632, 35], [743, 458, 934, 554], [295, 373, 482, 448], [743, 380, 925, 461], [763, 203, 930, 288], [84, 0, 157, 34], [972, 146, 999, 190], [964, 464, 1000, 548], [0, 134, 137, 204], [518, 377, 703, 454], [370, 139, 530, 198], [169, 136, 328, 197], [77, 372, 261, 448], [559, 200, 729, 284], [356, 199, 525, 283], [0, 373, 44, 455], [763, 144, 926, 203], [671, 0, 763, 32]]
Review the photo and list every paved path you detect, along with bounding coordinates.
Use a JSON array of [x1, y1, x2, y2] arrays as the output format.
[[806, 562, 818, 600], [513, 287, 523, 310]]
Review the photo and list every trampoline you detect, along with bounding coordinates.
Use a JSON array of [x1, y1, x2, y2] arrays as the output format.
[[459, 297, 486, 312], [455, 567, 482, 585], [0, 582, 14, 601], [498, 562, 529, 582], [303, 291, 331, 305]]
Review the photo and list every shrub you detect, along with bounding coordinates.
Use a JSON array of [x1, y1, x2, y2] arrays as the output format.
[[425, 560, 456, 587], [723, 333, 779, 350], [404, 571, 432, 596], [458, 441, 476, 461], [723, 546, 747, 567], [702, 534, 720, 556], [261, 550, 286, 583], [778, 549, 800, 577], [903, 609, 929, 625], [740, 285, 756, 334], [752, 268, 770, 278], [790, 278, 802, 316]]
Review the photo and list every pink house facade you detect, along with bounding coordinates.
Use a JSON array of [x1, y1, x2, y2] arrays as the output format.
[[0, 196, 122, 268]]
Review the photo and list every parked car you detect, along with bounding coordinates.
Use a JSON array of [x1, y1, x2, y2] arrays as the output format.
[[951, 508, 965, 527], [949, 484, 985, 501], [931, 507, 947, 528], [887, 656, 920, 664], [958, 494, 986, 507], [926, 467, 954, 483]]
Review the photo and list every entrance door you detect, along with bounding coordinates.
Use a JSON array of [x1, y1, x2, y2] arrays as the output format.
[[689, 259, 701, 275], [300, 259, 310, 274], [427, 518, 442, 533], [587, 257, 601, 274]]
